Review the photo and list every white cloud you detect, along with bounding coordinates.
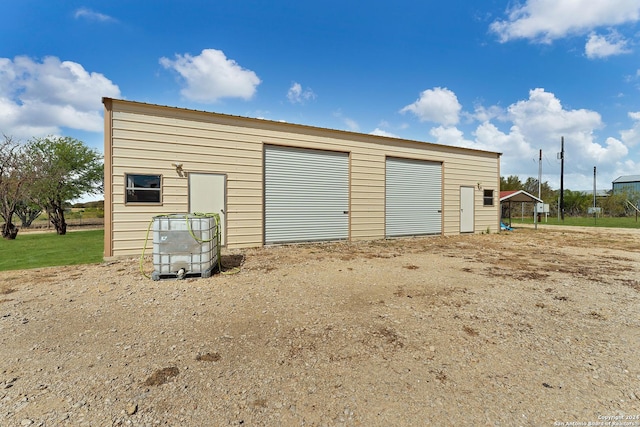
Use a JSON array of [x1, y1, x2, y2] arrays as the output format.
[[490, 0, 640, 43], [585, 31, 632, 58], [588, 137, 629, 163], [287, 82, 316, 104], [344, 118, 359, 132], [370, 121, 402, 138], [473, 121, 533, 157], [429, 125, 474, 147], [400, 87, 461, 126], [507, 88, 602, 138], [74, 8, 116, 22], [370, 128, 399, 138], [408, 87, 630, 190], [500, 89, 628, 169], [332, 110, 359, 132], [613, 158, 640, 180], [159, 49, 261, 103], [467, 104, 506, 123], [620, 111, 640, 147], [0, 55, 121, 139]]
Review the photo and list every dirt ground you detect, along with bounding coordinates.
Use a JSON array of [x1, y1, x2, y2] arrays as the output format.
[[1, 226, 640, 426]]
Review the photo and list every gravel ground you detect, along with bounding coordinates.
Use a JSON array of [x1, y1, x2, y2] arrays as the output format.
[[1, 226, 640, 426]]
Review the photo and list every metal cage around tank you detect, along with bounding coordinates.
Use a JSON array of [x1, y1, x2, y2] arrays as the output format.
[[151, 213, 219, 280]]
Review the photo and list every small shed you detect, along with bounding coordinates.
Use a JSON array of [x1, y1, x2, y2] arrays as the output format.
[[499, 190, 542, 226]]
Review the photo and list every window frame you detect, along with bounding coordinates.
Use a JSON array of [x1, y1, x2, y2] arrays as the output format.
[[125, 173, 163, 205], [483, 189, 494, 207]]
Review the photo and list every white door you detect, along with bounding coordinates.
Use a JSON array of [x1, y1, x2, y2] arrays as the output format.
[[460, 186, 475, 233], [264, 145, 349, 244], [189, 173, 226, 245]]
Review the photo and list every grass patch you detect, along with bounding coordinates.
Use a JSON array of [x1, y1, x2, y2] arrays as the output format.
[[0, 229, 103, 272], [509, 216, 640, 229]]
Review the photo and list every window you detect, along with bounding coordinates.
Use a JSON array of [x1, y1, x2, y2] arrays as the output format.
[[125, 174, 162, 203], [483, 189, 494, 206]]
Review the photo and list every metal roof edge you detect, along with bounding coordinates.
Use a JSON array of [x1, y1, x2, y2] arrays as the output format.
[[499, 189, 543, 203], [612, 175, 640, 183], [102, 97, 502, 158]]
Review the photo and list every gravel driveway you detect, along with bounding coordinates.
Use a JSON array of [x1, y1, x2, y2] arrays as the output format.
[[1, 226, 640, 426]]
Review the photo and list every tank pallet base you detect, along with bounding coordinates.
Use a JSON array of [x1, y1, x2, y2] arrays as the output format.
[[151, 265, 217, 281]]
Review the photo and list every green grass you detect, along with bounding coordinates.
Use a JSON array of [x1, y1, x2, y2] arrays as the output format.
[[507, 215, 640, 228], [0, 229, 104, 272]]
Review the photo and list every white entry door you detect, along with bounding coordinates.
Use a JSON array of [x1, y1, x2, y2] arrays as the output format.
[[189, 173, 226, 245], [460, 186, 475, 233]]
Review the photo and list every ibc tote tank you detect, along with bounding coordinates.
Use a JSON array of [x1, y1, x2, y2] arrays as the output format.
[[151, 213, 219, 280]]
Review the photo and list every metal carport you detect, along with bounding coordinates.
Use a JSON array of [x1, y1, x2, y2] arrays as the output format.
[[499, 190, 543, 227]]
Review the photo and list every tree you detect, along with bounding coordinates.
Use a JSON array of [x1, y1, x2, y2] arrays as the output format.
[[500, 175, 523, 191], [522, 177, 555, 201], [600, 191, 626, 217], [522, 177, 537, 196], [602, 189, 640, 217], [27, 136, 103, 235], [563, 190, 591, 216], [14, 199, 42, 227], [0, 136, 32, 239]]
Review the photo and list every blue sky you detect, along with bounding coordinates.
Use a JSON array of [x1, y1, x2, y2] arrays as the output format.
[[2, 0, 640, 194]]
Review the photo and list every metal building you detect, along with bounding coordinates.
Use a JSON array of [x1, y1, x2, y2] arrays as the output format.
[[103, 98, 501, 258], [612, 175, 640, 195]]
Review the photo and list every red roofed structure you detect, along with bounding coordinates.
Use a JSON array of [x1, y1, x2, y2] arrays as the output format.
[[500, 190, 543, 227]]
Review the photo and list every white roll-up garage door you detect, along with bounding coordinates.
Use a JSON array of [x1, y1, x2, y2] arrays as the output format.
[[386, 157, 442, 237], [265, 145, 349, 244]]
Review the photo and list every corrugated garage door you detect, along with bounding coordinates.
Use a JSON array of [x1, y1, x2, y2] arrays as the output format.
[[265, 145, 349, 244], [386, 157, 442, 237]]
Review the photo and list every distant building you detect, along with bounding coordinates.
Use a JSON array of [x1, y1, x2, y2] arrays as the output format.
[[578, 189, 609, 198], [612, 175, 640, 195]]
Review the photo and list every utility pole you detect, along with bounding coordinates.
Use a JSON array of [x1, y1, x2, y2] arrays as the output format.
[[593, 166, 597, 225], [535, 149, 542, 230], [559, 137, 565, 221], [538, 149, 542, 200]]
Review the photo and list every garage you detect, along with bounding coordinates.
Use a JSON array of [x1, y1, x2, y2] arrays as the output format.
[[385, 157, 442, 237], [103, 98, 501, 257], [264, 145, 349, 244]]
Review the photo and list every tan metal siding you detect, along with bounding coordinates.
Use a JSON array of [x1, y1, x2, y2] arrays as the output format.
[[350, 153, 385, 240], [103, 99, 113, 258], [104, 99, 500, 257], [108, 108, 264, 256], [441, 153, 500, 234]]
